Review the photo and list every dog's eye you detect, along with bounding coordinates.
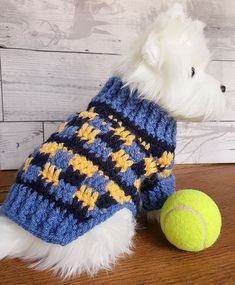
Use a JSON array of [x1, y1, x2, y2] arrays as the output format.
[[191, 67, 195, 78]]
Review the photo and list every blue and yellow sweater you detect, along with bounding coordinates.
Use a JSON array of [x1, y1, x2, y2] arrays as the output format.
[[3, 77, 176, 245]]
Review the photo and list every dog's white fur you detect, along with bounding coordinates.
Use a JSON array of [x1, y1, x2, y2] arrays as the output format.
[[0, 208, 135, 278], [115, 4, 227, 121], [0, 4, 227, 278]]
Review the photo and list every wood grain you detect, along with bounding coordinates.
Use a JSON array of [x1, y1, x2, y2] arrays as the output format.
[[44, 121, 61, 141], [0, 54, 2, 121], [1, 49, 116, 121], [0, 0, 234, 60], [1, 49, 235, 122], [0, 122, 43, 169], [0, 164, 234, 284], [176, 122, 235, 163]]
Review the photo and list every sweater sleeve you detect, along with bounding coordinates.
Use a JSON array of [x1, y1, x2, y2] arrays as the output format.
[[140, 151, 175, 211], [140, 173, 175, 211]]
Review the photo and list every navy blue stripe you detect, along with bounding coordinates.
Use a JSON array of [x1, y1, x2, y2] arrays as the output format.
[[66, 114, 87, 128], [46, 134, 139, 204], [89, 103, 151, 156], [88, 101, 175, 157], [98, 131, 123, 152], [131, 160, 146, 176], [15, 176, 90, 223], [59, 166, 86, 187], [140, 174, 159, 193], [31, 153, 50, 167], [96, 192, 117, 209], [28, 151, 86, 188]]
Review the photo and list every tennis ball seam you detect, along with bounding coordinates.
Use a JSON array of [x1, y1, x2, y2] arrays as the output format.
[[162, 204, 207, 250]]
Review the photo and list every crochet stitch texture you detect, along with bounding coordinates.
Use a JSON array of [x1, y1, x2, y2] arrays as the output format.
[[3, 77, 177, 245]]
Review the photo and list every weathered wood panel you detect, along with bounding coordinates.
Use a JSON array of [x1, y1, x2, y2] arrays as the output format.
[[44, 121, 61, 141], [0, 0, 234, 60], [0, 57, 2, 121], [1, 49, 116, 121], [1, 49, 235, 122], [0, 122, 43, 169], [43, 121, 235, 164], [176, 122, 235, 163]]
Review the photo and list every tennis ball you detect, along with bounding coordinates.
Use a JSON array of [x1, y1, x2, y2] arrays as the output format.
[[160, 189, 222, 252]]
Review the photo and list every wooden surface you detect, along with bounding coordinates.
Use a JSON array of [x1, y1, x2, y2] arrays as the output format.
[[0, 0, 234, 60], [0, 0, 235, 169], [0, 164, 234, 285], [1, 49, 235, 122], [0, 57, 2, 121], [0, 122, 43, 169]]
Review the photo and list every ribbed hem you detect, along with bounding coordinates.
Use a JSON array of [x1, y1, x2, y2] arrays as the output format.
[[3, 183, 136, 245]]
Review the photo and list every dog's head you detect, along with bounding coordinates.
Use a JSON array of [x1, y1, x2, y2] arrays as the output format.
[[116, 4, 227, 121]]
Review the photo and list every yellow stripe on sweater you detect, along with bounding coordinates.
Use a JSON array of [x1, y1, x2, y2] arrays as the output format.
[[144, 152, 174, 177], [78, 111, 98, 120], [157, 151, 174, 168], [56, 122, 67, 133], [144, 157, 157, 177], [73, 185, 99, 211], [39, 142, 72, 157], [109, 126, 135, 146], [159, 169, 172, 178], [134, 178, 141, 191], [138, 137, 150, 150], [39, 162, 62, 186], [69, 154, 99, 178], [109, 149, 134, 172], [76, 123, 100, 144], [105, 181, 131, 204], [23, 157, 33, 172]]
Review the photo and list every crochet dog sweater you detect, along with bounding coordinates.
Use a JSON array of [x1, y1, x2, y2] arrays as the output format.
[[3, 77, 177, 246]]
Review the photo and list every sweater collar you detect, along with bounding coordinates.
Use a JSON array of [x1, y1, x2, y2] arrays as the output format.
[[88, 77, 177, 154]]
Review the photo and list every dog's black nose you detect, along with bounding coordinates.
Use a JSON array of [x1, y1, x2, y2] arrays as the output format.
[[220, 85, 226, 93]]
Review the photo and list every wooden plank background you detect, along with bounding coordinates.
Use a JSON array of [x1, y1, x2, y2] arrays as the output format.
[[0, 59, 2, 121], [0, 0, 235, 169], [0, 0, 235, 60], [0, 122, 43, 169]]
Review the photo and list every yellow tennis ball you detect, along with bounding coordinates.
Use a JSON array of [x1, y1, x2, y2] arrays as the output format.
[[160, 189, 222, 252]]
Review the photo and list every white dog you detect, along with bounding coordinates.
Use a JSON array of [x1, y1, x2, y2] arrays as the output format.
[[0, 4, 227, 278]]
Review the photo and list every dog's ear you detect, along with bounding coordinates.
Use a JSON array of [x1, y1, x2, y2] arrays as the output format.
[[141, 34, 163, 69]]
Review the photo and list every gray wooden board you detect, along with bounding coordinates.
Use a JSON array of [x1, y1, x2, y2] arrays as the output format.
[[43, 121, 235, 165], [44, 121, 62, 142], [0, 122, 43, 169], [1, 49, 235, 122], [1, 49, 117, 121], [0, 0, 234, 60], [176, 122, 235, 163], [0, 54, 2, 121]]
